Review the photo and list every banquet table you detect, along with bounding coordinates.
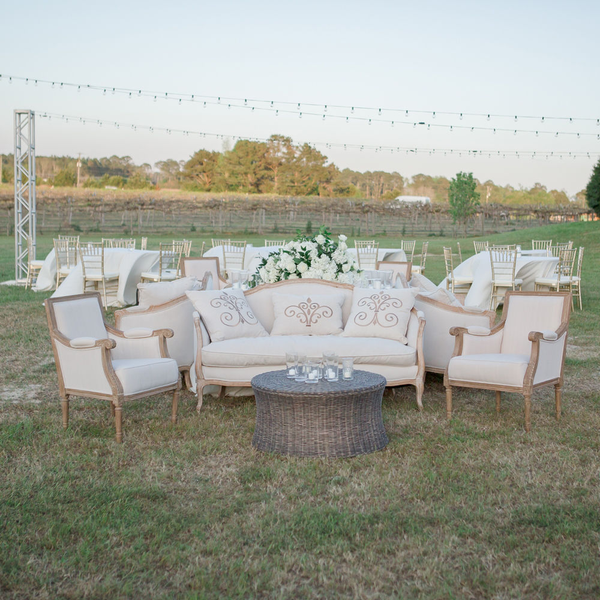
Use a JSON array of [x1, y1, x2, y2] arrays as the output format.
[[440, 251, 559, 310], [38, 249, 160, 307], [203, 245, 407, 277]]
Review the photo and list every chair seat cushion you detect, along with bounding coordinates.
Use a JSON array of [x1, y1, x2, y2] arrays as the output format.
[[535, 276, 571, 286], [448, 353, 530, 387], [59, 266, 75, 275], [141, 271, 177, 281], [112, 358, 179, 396], [202, 335, 416, 368], [449, 276, 473, 285], [85, 271, 119, 280], [30, 260, 45, 267], [492, 278, 523, 286]]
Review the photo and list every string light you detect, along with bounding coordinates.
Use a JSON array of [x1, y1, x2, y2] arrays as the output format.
[[4, 73, 598, 127], [34, 111, 600, 160]]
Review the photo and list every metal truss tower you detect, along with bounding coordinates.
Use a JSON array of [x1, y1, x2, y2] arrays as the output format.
[[14, 109, 36, 281]]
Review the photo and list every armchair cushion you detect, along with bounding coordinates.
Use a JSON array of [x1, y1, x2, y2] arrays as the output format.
[[541, 330, 558, 341], [448, 353, 530, 387], [113, 358, 179, 396], [70, 337, 99, 348], [123, 327, 153, 339], [270, 292, 345, 336], [186, 289, 268, 342], [138, 277, 201, 308], [341, 288, 417, 344]]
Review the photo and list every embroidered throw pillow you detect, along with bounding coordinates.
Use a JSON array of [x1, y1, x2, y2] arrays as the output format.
[[186, 289, 268, 342], [341, 288, 418, 344], [270, 292, 345, 336], [138, 277, 201, 308]]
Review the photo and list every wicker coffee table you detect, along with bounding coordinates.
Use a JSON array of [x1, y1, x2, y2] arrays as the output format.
[[251, 370, 388, 458]]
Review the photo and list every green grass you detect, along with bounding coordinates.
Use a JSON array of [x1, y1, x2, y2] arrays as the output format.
[[1, 222, 600, 598]]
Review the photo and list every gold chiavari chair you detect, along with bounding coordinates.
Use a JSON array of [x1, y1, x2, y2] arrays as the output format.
[[265, 240, 287, 247], [473, 241, 489, 254], [221, 240, 247, 277], [54, 238, 78, 288], [79, 241, 119, 307], [532, 240, 552, 252], [411, 241, 429, 275], [354, 241, 379, 270], [535, 248, 577, 294], [140, 237, 148, 250], [103, 238, 136, 249], [490, 248, 522, 310], [140, 243, 182, 283], [571, 247, 584, 310], [443, 246, 473, 294], [400, 240, 416, 263], [25, 237, 45, 289]]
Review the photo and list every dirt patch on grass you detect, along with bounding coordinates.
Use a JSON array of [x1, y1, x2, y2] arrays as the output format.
[[0, 384, 44, 404]]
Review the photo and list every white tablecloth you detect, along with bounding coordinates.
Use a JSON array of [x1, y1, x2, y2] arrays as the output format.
[[204, 245, 407, 276], [42, 249, 159, 307], [440, 251, 559, 309]]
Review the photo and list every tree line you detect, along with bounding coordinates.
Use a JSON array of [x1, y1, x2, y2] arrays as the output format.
[[0, 134, 584, 206]]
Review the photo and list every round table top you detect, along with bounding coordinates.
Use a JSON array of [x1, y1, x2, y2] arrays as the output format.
[[251, 369, 386, 397]]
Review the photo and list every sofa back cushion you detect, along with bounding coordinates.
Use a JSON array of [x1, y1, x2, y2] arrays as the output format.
[[501, 294, 566, 356], [244, 280, 354, 333], [270, 292, 346, 336], [138, 277, 201, 308], [341, 288, 418, 344], [186, 289, 268, 342]]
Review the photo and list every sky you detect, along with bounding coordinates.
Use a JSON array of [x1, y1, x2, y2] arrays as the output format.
[[1, 0, 599, 195]]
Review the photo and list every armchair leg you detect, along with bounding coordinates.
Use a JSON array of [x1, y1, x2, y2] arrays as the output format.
[[196, 382, 205, 412], [496, 391, 501, 413], [415, 381, 424, 411], [555, 384, 562, 421], [445, 386, 452, 420], [115, 407, 123, 443], [183, 369, 192, 390], [110, 402, 116, 418], [61, 396, 70, 429], [171, 390, 179, 424], [524, 394, 531, 433]]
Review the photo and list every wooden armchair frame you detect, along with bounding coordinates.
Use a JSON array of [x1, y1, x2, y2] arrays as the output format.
[[376, 260, 413, 287], [444, 291, 571, 432], [45, 293, 181, 443]]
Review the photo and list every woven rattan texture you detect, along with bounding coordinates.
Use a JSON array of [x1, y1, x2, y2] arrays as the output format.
[[251, 370, 387, 458]]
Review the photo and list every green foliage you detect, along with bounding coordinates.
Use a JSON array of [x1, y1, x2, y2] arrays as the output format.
[[190, 223, 196, 232], [585, 159, 600, 216], [448, 172, 480, 228], [71, 223, 82, 232], [52, 169, 76, 187], [305, 220, 313, 234]]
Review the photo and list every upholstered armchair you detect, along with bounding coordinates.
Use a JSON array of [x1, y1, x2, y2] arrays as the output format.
[[115, 273, 212, 389], [45, 292, 181, 443], [444, 291, 571, 432]]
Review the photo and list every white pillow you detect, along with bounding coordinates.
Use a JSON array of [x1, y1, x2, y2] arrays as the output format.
[[409, 273, 438, 293], [138, 277, 201, 308], [186, 289, 268, 342], [341, 288, 418, 344], [270, 292, 345, 336]]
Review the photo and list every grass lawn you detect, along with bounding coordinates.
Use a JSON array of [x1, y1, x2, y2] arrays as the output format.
[[1, 222, 599, 599]]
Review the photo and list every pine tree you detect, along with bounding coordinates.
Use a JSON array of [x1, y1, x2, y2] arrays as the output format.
[[585, 158, 600, 216]]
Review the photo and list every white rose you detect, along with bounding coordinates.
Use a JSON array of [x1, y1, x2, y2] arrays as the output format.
[[315, 234, 326, 245], [338, 234, 347, 242], [297, 262, 308, 274], [338, 242, 348, 251], [342, 263, 351, 273]]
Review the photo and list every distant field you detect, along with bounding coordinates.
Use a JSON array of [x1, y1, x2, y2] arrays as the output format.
[[1, 222, 599, 598]]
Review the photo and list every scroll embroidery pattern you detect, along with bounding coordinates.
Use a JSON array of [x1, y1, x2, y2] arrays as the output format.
[[210, 293, 258, 327], [353, 293, 403, 328], [284, 297, 333, 327]]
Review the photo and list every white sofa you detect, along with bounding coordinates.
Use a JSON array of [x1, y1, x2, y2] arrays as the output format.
[[191, 279, 426, 410]]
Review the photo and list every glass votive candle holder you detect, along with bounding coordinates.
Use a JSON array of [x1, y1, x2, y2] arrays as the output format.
[[323, 353, 339, 382], [305, 361, 320, 383], [294, 355, 308, 382], [285, 352, 298, 379], [342, 357, 354, 380]]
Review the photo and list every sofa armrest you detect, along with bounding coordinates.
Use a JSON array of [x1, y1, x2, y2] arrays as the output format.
[[192, 311, 210, 380]]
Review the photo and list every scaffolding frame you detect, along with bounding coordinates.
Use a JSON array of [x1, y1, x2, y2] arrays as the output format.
[[14, 109, 36, 281]]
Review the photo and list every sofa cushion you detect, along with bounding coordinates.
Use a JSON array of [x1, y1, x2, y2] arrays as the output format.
[[186, 289, 268, 342], [341, 288, 417, 344], [409, 273, 438, 293], [201, 335, 416, 368], [417, 287, 463, 307], [270, 292, 345, 336], [113, 358, 179, 396], [448, 353, 530, 387], [138, 277, 201, 308]]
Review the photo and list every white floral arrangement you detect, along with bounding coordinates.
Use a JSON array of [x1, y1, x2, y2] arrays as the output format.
[[250, 227, 362, 287]]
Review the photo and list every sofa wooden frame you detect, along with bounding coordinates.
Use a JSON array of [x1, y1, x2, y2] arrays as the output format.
[[46, 292, 181, 443], [444, 290, 571, 432], [192, 278, 426, 411]]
